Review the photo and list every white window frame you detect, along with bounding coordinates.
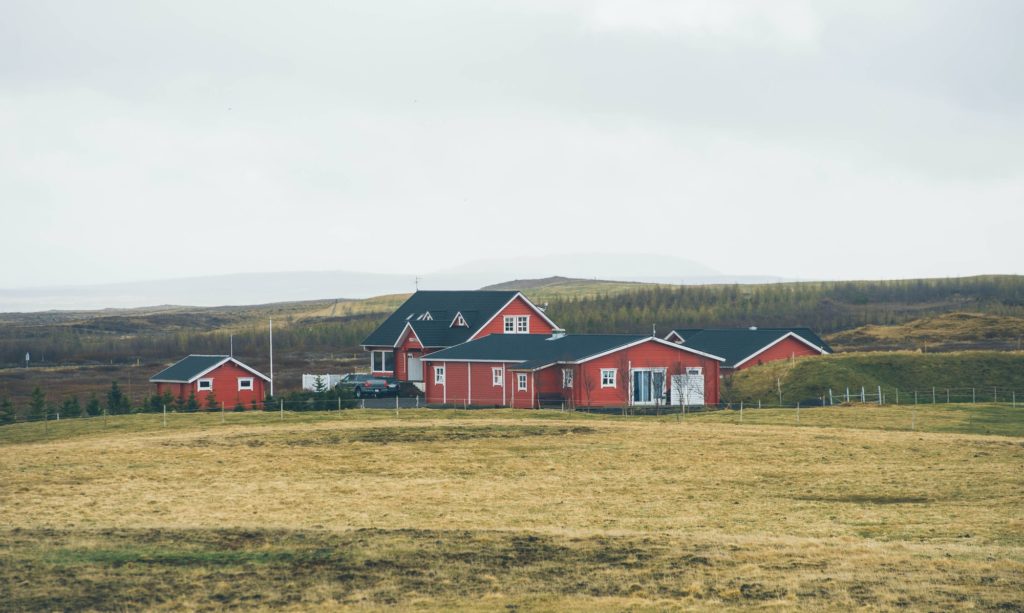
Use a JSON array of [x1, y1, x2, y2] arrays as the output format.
[[371, 350, 393, 373], [504, 315, 530, 334], [237, 377, 254, 391], [562, 368, 573, 388], [492, 367, 503, 386], [434, 366, 445, 385], [197, 378, 213, 391], [517, 373, 528, 391], [600, 368, 617, 388]]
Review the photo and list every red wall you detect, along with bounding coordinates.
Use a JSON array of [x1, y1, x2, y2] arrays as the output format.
[[546, 340, 720, 407], [470, 296, 556, 340], [155, 362, 267, 409], [423, 340, 720, 408], [735, 335, 822, 371]]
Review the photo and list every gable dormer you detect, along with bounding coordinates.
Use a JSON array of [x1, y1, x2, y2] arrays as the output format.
[[451, 311, 468, 328], [416, 311, 433, 321]]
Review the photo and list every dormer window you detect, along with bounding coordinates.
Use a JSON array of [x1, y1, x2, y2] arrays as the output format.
[[417, 311, 433, 321], [451, 312, 468, 328], [503, 315, 529, 334]]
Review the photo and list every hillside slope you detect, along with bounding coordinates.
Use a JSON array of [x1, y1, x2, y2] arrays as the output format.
[[724, 350, 1024, 405], [828, 312, 1024, 352]]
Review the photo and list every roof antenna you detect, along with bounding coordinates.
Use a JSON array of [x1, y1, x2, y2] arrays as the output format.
[[652, 323, 656, 337], [230, 334, 234, 357], [415, 276, 420, 291]]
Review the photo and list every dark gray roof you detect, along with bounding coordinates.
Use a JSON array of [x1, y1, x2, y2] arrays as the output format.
[[423, 333, 721, 371], [150, 355, 230, 383], [150, 355, 270, 383], [669, 327, 831, 368], [361, 290, 527, 348]]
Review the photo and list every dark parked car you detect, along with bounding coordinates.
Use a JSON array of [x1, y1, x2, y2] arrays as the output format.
[[337, 374, 399, 398]]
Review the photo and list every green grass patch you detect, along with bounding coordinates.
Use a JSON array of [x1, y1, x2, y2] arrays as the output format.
[[725, 350, 1024, 405], [689, 403, 1024, 436]]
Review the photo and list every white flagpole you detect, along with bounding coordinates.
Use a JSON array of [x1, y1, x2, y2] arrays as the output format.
[[269, 318, 274, 397]]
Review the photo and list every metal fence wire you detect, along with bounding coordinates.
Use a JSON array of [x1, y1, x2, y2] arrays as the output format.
[[4, 384, 1023, 426]]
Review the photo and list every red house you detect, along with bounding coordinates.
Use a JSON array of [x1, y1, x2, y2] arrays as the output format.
[[150, 355, 270, 408], [665, 327, 831, 373], [422, 333, 724, 408], [361, 290, 559, 384]]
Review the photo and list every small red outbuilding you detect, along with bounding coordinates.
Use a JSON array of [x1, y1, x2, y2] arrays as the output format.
[[150, 355, 270, 408]]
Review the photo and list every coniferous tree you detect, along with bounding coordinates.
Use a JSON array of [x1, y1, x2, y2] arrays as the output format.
[[185, 391, 199, 412], [0, 397, 15, 425], [205, 389, 219, 410], [60, 395, 82, 418], [28, 387, 47, 420], [106, 382, 130, 415], [85, 393, 102, 417]]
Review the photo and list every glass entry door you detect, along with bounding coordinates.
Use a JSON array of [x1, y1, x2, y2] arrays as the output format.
[[631, 369, 666, 405]]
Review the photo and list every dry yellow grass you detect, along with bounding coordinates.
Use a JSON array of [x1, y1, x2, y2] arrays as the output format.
[[1, 411, 1022, 610]]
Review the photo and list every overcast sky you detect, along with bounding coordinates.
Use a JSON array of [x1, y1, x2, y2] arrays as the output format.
[[2, 0, 1022, 289]]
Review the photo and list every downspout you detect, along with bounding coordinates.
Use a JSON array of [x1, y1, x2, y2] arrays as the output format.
[[467, 362, 472, 407]]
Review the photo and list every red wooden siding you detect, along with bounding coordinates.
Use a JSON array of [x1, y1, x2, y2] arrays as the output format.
[[388, 328, 429, 379], [155, 361, 266, 409], [735, 335, 822, 371], [423, 339, 719, 408], [552, 340, 720, 407], [470, 296, 556, 340]]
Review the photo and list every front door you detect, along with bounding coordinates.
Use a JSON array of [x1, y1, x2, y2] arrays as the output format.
[[407, 356, 423, 381]]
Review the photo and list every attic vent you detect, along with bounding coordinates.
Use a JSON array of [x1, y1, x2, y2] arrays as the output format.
[[406, 314, 415, 320], [417, 311, 433, 321], [548, 330, 566, 340]]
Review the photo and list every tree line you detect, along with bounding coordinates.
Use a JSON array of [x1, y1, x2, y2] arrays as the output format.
[[543, 276, 1024, 335], [2, 275, 1022, 369], [0, 379, 359, 424]]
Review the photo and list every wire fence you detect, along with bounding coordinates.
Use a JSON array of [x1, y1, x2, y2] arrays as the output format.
[[731, 385, 1024, 409], [3, 386, 1023, 429]]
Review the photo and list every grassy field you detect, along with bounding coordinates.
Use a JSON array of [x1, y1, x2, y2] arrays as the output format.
[[1, 408, 1022, 610]]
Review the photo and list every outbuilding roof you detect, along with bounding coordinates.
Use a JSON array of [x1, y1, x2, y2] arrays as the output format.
[[423, 333, 724, 371], [361, 290, 554, 348], [149, 355, 270, 383], [667, 327, 831, 369]]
